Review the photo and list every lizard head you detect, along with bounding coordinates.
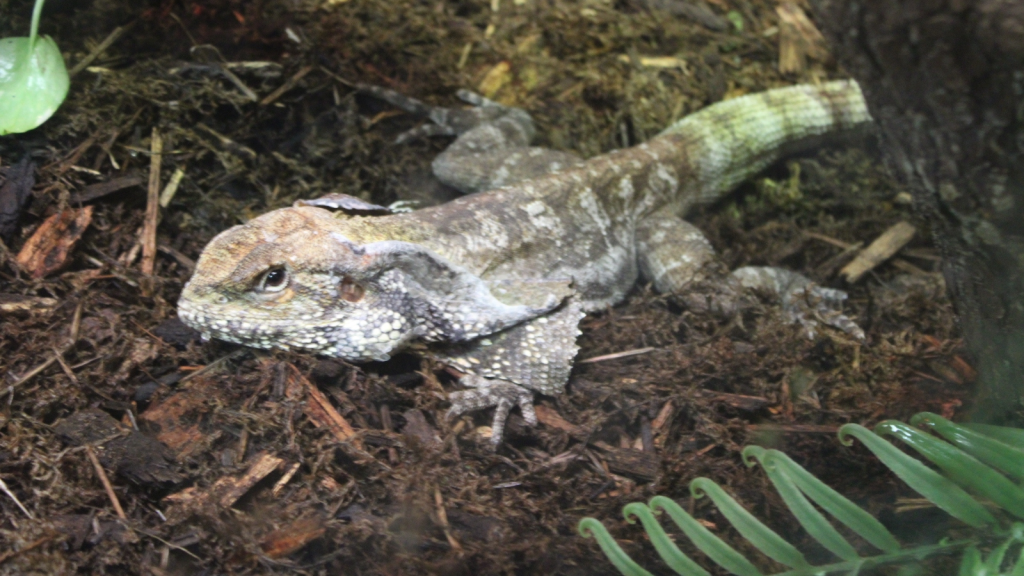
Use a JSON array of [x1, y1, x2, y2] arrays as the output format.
[[178, 206, 560, 361]]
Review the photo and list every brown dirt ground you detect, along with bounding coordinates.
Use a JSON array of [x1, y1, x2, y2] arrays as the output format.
[[0, 0, 975, 574]]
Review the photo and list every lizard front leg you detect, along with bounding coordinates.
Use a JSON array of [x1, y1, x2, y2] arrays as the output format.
[[360, 84, 584, 194], [436, 298, 585, 446], [446, 375, 538, 446]]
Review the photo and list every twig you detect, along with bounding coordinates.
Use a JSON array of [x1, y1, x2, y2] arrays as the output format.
[[434, 487, 463, 553], [53, 346, 116, 402], [85, 445, 127, 520], [317, 65, 356, 87], [70, 299, 84, 342], [260, 65, 314, 106], [0, 476, 32, 518], [140, 128, 163, 293], [804, 231, 853, 249], [7, 343, 73, 390], [177, 349, 247, 385], [578, 347, 656, 364], [131, 525, 203, 561], [0, 533, 54, 565], [69, 22, 136, 77]]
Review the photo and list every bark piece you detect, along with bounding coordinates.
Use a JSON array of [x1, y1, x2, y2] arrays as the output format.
[[840, 221, 917, 283], [0, 156, 35, 242], [139, 375, 227, 459], [15, 207, 93, 278], [598, 446, 661, 482], [54, 408, 183, 486], [400, 409, 441, 449]]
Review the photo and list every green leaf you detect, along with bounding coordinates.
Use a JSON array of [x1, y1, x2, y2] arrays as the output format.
[[958, 546, 982, 576], [726, 10, 744, 32], [647, 496, 758, 576], [959, 423, 1024, 448], [1010, 546, 1024, 576], [623, 502, 712, 576], [743, 447, 861, 560], [0, 34, 69, 135], [911, 413, 1024, 482], [743, 447, 901, 553], [579, 517, 656, 576], [690, 478, 810, 569], [876, 420, 1024, 519], [839, 424, 996, 528]]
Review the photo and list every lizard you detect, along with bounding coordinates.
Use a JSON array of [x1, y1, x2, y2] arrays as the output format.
[[177, 80, 872, 445]]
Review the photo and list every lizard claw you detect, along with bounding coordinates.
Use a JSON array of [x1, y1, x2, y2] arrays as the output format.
[[447, 374, 537, 446], [783, 284, 865, 340], [731, 266, 865, 340]]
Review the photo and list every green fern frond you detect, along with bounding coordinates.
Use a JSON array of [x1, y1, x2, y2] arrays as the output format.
[[580, 413, 1024, 575]]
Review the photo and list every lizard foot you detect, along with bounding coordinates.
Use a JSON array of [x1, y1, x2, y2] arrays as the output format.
[[447, 373, 537, 447], [731, 266, 865, 340], [357, 83, 521, 144]]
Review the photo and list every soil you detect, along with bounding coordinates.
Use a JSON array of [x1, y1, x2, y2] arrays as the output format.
[[0, 0, 974, 574]]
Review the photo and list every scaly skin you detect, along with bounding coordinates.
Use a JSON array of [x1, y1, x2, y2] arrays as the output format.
[[178, 80, 872, 442]]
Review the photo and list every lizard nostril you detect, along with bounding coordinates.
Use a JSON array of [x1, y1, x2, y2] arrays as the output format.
[[339, 276, 365, 303]]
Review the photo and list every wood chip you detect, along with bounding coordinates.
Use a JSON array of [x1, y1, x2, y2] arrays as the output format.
[[0, 294, 59, 314], [840, 221, 917, 283], [271, 462, 302, 496], [15, 206, 94, 278], [158, 167, 186, 207], [477, 61, 511, 98], [776, 2, 828, 74], [650, 400, 674, 431], [139, 376, 227, 458], [69, 173, 145, 203], [260, 516, 326, 558], [281, 362, 362, 448], [164, 452, 283, 511], [535, 404, 586, 439]]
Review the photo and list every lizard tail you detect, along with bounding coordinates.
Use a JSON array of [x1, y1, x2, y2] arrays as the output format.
[[656, 80, 872, 209]]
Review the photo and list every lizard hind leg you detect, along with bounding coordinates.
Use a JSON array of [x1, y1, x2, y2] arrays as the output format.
[[636, 214, 864, 339]]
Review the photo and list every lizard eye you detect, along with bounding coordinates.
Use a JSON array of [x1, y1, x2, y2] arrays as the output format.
[[257, 267, 289, 293], [339, 276, 365, 302]]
